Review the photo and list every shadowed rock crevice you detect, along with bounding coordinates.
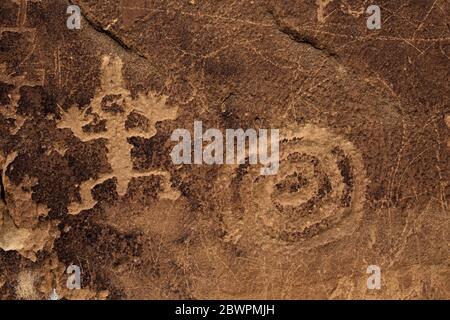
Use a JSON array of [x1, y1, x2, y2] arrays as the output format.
[[267, 8, 338, 58], [68, 0, 148, 60]]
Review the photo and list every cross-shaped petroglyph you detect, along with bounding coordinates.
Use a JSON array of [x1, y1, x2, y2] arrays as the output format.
[[58, 55, 179, 214]]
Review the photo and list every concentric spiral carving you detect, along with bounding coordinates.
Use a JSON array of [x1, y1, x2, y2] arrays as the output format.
[[220, 125, 367, 253]]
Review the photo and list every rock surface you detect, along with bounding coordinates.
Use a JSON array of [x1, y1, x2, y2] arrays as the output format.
[[0, 0, 448, 299]]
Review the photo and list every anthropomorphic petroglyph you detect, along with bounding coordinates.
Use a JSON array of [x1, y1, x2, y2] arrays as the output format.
[[58, 56, 179, 214]]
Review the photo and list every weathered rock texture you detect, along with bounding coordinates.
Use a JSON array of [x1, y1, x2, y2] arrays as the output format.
[[0, 0, 449, 299]]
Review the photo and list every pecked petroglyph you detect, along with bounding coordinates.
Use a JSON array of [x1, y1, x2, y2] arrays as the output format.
[[0, 61, 42, 135], [220, 124, 367, 254], [0, 0, 448, 300], [0, 155, 59, 261], [0, 207, 59, 262], [57, 55, 179, 214], [316, 0, 334, 23]]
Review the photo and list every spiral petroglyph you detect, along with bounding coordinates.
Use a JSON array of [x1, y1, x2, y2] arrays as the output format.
[[220, 125, 367, 253]]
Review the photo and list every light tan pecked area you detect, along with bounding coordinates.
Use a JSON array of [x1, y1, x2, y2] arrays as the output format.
[[0, 0, 448, 300]]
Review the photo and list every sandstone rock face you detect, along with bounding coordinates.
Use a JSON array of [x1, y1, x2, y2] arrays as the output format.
[[0, 0, 448, 299]]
